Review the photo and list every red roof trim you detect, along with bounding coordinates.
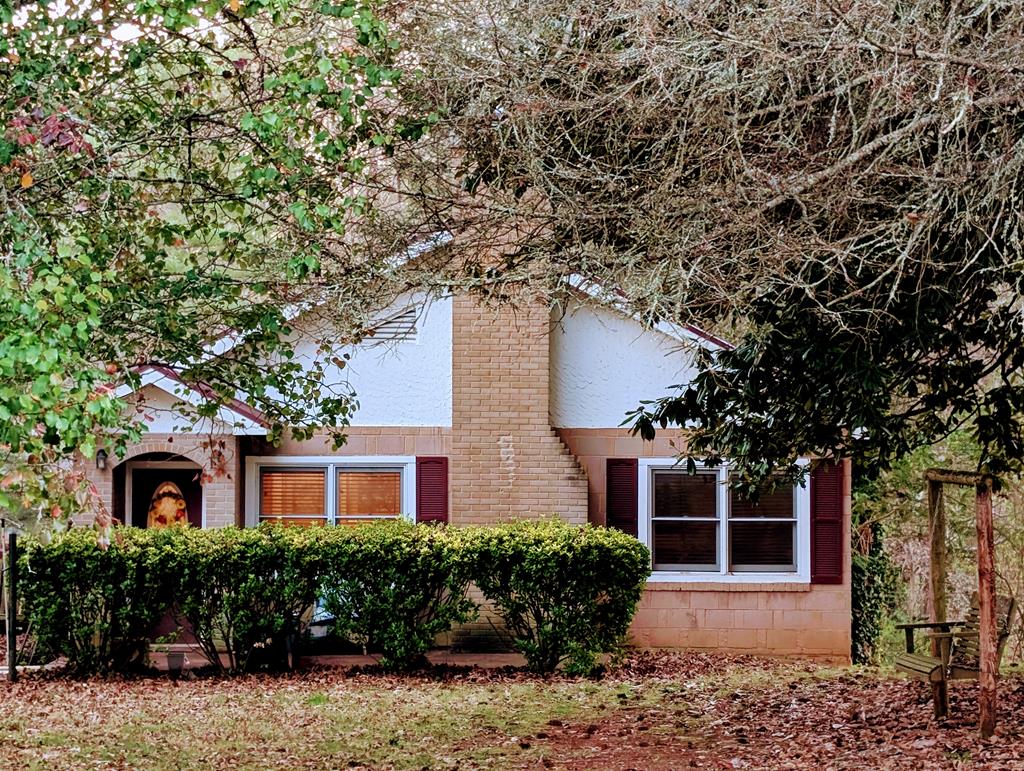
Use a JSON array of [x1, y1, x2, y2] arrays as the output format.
[[679, 323, 733, 350], [135, 365, 270, 427]]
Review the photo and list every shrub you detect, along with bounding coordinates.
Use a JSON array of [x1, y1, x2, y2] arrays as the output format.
[[317, 521, 477, 671], [850, 478, 906, 665], [174, 525, 323, 673], [470, 520, 650, 675], [18, 527, 179, 674], [17, 519, 651, 677]]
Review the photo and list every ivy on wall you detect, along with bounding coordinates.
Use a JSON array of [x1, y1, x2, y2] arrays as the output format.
[[850, 517, 902, 664]]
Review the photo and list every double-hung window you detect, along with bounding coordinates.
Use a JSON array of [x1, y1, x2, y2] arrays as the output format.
[[729, 484, 797, 572], [651, 470, 719, 570], [639, 460, 809, 581], [246, 456, 416, 527]]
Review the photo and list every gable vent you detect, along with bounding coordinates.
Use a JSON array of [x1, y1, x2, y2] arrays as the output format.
[[365, 306, 418, 343]]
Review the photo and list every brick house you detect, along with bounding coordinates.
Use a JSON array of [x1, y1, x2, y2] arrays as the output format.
[[87, 280, 852, 663]]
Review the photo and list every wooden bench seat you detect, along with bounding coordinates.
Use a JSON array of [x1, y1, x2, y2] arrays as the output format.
[[893, 652, 944, 682], [895, 593, 1016, 719]]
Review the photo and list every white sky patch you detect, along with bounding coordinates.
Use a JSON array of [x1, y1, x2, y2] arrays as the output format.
[[111, 23, 143, 42], [10, 2, 228, 50]]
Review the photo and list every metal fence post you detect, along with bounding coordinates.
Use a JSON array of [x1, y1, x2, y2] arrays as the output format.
[[5, 530, 16, 683]]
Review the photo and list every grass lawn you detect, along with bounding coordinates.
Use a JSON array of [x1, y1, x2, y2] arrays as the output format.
[[1, 653, 1022, 770]]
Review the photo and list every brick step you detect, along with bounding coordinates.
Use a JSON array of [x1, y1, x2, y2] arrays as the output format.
[[535, 444, 586, 467], [545, 432, 588, 481]]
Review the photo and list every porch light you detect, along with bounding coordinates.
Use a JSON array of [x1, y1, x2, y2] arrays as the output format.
[[95, 449, 109, 471]]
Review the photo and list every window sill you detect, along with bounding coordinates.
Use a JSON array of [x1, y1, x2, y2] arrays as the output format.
[[645, 572, 812, 591]]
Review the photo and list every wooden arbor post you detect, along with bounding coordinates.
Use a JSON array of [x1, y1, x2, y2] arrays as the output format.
[[927, 479, 947, 644], [975, 476, 997, 739], [925, 477, 948, 714], [924, 469, 999, 738], [3, 527, 15, 684]]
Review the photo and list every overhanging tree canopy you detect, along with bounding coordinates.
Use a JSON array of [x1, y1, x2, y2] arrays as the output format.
[[383, 0, 1024, 488], [0, 0, 418, 529]]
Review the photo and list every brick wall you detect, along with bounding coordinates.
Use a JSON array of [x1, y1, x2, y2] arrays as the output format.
[[256, 426, 450, 457], [559, 429, 852, 662], [445, 295, 589, 648], [556, 427, 690, 526], [629, 582, 851, 663], [450, 295, 589, 526], [79, 434, 240, 528]]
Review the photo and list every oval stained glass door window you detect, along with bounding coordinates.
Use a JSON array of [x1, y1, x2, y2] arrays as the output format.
[[148, 481, 189, 528]]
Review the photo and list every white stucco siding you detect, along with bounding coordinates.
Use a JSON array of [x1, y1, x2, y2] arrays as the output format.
[[285, 293, 453, 427], [550, 301, 698, 428]]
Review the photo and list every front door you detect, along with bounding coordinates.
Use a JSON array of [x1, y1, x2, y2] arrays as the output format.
[[130, 468, 203, 528]]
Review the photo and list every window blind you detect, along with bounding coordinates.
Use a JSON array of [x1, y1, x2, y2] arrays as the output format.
[[259, 468, 327, 525], [337, 470, 402, 522]]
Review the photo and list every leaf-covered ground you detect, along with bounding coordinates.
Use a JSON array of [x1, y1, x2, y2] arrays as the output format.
[[0, 652, 1022, 770]]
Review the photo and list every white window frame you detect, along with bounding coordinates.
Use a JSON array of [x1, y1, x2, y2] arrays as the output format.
[[124, 459, 206, 529], [637, 458, 810, 584], [244, 455, 417, 527]]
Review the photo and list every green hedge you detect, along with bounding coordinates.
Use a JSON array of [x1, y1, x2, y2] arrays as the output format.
[[471, 521, 650, 674], [174, 526, 324, 673], [317, 521, 477, 671], [18, 520, 650, 675], [18, 527, 180, 674]]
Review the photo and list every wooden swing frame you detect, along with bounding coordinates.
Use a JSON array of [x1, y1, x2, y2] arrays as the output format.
[[923, 468, 1000, 738]]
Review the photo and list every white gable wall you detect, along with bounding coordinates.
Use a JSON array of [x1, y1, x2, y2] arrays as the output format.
[[129, 292, 695, 433], [129, 384, 235, 433], [550, 301, 698, 428], [284, 292, 453, 427]]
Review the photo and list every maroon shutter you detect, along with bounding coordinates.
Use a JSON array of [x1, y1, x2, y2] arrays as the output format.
[[416, 456, 448, 524], [811, 461, 844, 584], [606, 458, 639, 536]]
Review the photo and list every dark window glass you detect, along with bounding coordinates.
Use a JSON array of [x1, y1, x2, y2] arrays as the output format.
[[730, 522, 796, 570], [652, 471, 718, 570], [652, 521, 718, 570], [730, 485, 794, 518], [653, 471, 717, 518], [651, 471, 799, 573]]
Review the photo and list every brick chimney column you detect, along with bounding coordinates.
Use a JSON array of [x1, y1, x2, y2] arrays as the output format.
[[449, 294, 588, 525]]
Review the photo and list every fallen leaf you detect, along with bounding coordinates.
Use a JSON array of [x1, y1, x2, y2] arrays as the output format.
[[20, 171, 33, 188]]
